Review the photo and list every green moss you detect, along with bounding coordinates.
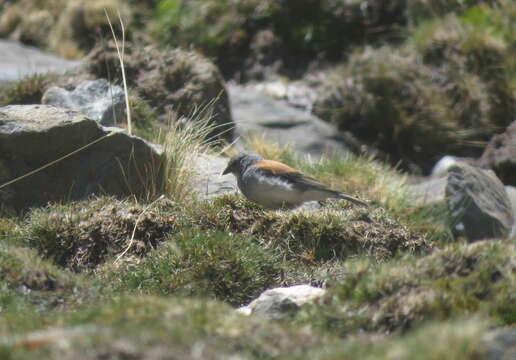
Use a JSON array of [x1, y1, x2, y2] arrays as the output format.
[[0, 74, 57, 106], [0, 241, 92, 335], [0, 295, 500, 359], [407, 0, 504, 25], [21, 197, 178, 271], [103, 229, 281, 306], [128, 94, 160, 140], [1, 295, 332, 359], [296, 240, 516, 334], [196, 193, 430, 263], [302, 317, 490, 360]]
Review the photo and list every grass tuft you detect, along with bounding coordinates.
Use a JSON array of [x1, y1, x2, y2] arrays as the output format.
[[102, 229, 281, 306], [147, 108, 222, 203], [296, 239, 516, 334], [0, 74, 57, 106], [21, 197, 179, 272]]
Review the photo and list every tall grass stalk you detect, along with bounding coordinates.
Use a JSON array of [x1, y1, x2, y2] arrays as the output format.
[[104, 9, 132, 134]]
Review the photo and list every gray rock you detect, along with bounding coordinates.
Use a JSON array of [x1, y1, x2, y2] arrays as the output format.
[[0, 105, 162, 212], [480, 327, 516, 360], [253, 80, 318, 112], [477, 120, 516, 187], [0, 40, 81, 83], [42, 79, 125, 126], [445, 163, 514, 241], [506, 186, 516, 221], [228, 84, 355, 159], [431, 156, 466, 178], [408, 177, 447, 205], [191, 153, 237, 200], [237, 285, 325, 319]]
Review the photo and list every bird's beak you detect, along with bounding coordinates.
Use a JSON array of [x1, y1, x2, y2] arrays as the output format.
[[222, 166, 230, 175]]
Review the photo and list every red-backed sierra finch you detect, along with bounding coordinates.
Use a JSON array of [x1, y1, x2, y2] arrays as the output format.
[[222, 152, 369, 209]]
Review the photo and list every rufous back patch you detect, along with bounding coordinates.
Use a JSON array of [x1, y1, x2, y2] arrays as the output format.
[[255, 160, 299, 175]]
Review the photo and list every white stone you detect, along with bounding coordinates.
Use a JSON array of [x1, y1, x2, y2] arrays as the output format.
[[432, 156, 463, 178], [237, 285, 326, 318]]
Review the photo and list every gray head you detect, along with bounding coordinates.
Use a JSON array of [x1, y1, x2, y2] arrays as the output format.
[[222, 151, 263, 176]]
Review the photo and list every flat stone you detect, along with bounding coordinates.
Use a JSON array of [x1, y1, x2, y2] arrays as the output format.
[[237, 285, 326, 319], [228, 84, 355, 159], [0, 40, 81, 83], [191, 153, 237, 200]]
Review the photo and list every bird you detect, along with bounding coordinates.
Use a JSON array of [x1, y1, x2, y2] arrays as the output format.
[[221, 151, 369, 209]]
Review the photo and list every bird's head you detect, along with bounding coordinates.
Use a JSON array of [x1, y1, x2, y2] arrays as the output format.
[[222, 151, 263, 176]]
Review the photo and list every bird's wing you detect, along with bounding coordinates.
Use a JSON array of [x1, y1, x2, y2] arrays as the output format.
[[254, 160, 329, 191], [254, 160, 298, 175], [254, 159, 369, 206]]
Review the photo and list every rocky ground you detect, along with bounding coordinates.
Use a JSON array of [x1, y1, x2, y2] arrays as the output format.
[[0, 1, 515, 359]]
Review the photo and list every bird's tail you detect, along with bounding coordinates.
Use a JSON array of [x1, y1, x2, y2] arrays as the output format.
[[337, 192, 369, 207]]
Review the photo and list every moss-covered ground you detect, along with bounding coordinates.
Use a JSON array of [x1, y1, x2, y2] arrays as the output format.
[[0, 148, 514, 359]]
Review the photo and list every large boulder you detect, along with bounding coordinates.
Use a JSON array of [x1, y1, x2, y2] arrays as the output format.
[[477, 120, 516, 187], [0, 105, 162, 212], [480, 327, 516, 360], [445, 163, 514, 241]]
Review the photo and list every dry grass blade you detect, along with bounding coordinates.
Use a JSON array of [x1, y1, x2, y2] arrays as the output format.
[[104, 8, 132, 134], [115, 194, 166, 263]]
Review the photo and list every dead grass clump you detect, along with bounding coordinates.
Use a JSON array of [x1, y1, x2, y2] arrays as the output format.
[[313, 46, 497, 172], [0, 0, 132, 58], [0, 73, 57, 106], [22, 197, 178, 272], [412, 12, 516, 128]]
